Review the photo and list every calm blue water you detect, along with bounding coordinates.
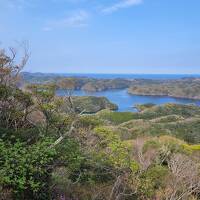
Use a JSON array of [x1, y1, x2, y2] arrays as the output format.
[[57, 73, 200, 80], [56, 89, 200, 112]]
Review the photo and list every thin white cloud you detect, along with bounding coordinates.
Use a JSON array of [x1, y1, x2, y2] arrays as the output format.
[[102, 0, 143, 14], [1, 0, 34, 10], [43, 10, 89, 31]]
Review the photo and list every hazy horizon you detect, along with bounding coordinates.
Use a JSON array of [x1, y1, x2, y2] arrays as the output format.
[[23, 71, 200, 75]]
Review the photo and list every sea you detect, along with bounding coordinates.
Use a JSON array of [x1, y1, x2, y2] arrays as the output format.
[[56, 73, 200, 79], [56, 74, 200, 112]]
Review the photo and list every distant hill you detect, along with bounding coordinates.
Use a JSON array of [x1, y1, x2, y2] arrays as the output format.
[[22, 72, 200, 100]]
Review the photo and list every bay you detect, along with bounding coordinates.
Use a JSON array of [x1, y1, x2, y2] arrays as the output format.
[[56, 89, 200, 112]]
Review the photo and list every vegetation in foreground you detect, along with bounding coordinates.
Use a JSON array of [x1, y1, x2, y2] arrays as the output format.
[[0, 47, 200, 200]]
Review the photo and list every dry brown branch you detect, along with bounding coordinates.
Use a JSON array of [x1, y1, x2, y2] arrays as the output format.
[[163, 153, 200, 200]]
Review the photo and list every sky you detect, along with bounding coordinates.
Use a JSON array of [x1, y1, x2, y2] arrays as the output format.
[[0, 0, 200, 74]]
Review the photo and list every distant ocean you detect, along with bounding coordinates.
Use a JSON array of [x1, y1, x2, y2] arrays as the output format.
[[58, 73, 200, 79], [48, 73, 200, 112]]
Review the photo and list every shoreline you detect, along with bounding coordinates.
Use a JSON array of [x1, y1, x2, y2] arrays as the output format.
[[57, 88, 200, 101], [127, 92, 200, 101]]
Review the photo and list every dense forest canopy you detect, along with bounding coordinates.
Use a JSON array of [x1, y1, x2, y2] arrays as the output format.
[[0, 46, 200, 200]]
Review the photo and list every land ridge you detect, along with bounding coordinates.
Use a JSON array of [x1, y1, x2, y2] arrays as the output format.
[[22, 72, 200, 100]]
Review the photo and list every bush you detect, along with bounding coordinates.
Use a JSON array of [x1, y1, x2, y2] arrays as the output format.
[[0, 139, 56, 199]]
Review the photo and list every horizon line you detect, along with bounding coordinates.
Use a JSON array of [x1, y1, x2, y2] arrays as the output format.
[[22, 71, 200, 75]]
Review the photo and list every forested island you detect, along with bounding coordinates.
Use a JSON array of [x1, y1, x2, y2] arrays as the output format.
[[1, 48, 200, 200], [128, 78, 200, 100], [23, 72, 200, 100]]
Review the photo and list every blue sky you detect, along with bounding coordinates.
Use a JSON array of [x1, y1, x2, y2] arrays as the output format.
[[0, 0, 200, 74]]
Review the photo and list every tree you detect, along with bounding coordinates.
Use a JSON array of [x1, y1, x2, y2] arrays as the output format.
[[0, 44, 33, 131], [0, 42, 29, 87], [0, 44, 86, 200], [163, 153, 200, 200]]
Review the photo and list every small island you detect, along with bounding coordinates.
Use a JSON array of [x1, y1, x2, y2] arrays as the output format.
[[23, 73, 200, 100]]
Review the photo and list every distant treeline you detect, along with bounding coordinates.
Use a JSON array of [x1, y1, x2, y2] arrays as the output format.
[[22, 72, 200, 100]]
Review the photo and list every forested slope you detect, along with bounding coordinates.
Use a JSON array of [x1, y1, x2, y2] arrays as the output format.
[[1, 47, 200, 200]]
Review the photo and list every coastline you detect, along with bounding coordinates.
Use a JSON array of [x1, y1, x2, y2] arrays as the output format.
[[127, 92, 200, 101]]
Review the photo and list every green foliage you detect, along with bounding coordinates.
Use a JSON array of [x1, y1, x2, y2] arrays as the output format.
[[0, 138, 56, 199], [72, 96, 118, 113], [138, 165, 168, 199], [115, 104, 200, 144], [2, 58, 200, 200], [56, 138, 84, 171], [0, 127, 40, 143], [140, 103, 200, 119], [78, 115, 103, 128], [28, 84, 56, 99], [94, 127, 139, 172], [135, 103, 156, 111], [143, 140, 160, 153], [0, 85, 33, 129], [97, 110, 137, 124]]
